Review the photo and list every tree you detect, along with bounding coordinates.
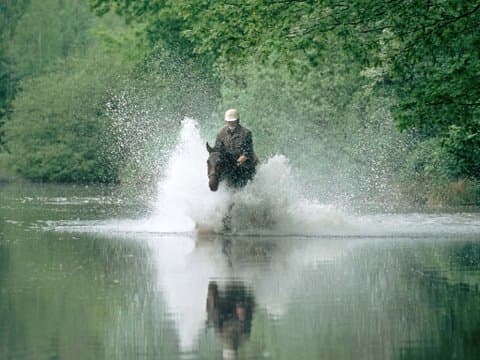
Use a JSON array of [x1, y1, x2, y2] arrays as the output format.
[[90, 0, 480, 179], [3, 0, 145, 182], [0, 0, 29, 148], [9, 0, 95, 79], [4, 53, 124, 182], [87, 1, 480, 130]]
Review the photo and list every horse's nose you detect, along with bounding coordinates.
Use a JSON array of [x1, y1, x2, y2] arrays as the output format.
[[209, 179, 218, 191]]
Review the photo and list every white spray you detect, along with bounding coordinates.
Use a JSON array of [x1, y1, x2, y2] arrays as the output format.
[[147, 118, 349, 235]]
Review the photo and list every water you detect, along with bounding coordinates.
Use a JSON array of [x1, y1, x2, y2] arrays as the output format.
[[1, 120, 480, 359]]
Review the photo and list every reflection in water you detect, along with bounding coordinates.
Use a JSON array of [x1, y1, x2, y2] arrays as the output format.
[[145, 232, 354, 358], [144, 234, 265, 356], [143, 233, 480, 359], [2, 180, 480, 359], [206, 281, 255, 359]]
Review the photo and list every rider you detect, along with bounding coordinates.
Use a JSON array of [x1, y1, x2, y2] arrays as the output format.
[[213, 109, 257, 185]]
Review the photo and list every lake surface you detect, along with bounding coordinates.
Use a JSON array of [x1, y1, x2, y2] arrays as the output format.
[[1, 182, 480, 359]]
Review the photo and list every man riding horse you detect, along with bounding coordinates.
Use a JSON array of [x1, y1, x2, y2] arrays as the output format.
[[207, 109, 258, 191]]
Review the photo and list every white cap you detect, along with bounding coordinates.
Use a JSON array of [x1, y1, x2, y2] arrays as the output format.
[[224, 109, 239, 122]]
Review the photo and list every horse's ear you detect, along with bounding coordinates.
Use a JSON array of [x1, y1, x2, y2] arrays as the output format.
[[206, 142, 213, 153]]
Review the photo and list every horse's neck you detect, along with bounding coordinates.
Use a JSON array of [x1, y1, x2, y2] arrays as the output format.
[[219, 158, 236, 178], [223, 151, 236, 163]]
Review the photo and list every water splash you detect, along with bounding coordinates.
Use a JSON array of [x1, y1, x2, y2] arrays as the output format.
[[45, 118, 480, 237], [145, 118, 350, 235], [147, 118, 231, 232]]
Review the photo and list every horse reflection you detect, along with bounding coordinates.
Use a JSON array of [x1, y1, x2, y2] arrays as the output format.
[[206, 281, 255, 359]]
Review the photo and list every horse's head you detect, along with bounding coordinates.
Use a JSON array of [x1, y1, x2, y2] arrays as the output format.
[[206, 142, 237, 191], [206, 142, 224, 191]]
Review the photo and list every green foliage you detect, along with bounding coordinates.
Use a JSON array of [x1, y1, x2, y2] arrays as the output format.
[[103, 49, 219, 184], [377, 2, 480, 136], [89, 0, 216, 68], [216, 51, 410, 201], [402, 138, 457, 182], [4, 52, 127, 182], [9, 0, 95, 79], [89, 0, 480, 187], [2, 0, 148, 183], [0, 45, 13, 148], [399, 136, 480, 205], [443, 125, 480, 178], [0, 0, 30, 148]]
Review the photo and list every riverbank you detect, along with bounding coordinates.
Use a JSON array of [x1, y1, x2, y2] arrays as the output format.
[[2, 146, 479, 208], [400, 178, 480, 208], [0, 153, 16, 184], [2, 172, 479, 211]]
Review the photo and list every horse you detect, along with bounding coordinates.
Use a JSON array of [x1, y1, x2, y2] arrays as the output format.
[[206, 142, 256, 192]]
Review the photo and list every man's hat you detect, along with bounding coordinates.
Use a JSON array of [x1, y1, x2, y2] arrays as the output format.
[[224, 109, 239, 122]]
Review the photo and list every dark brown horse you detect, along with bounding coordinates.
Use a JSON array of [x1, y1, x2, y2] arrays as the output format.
[[206, 281, 255, 355], [206, 142, 256, 191]]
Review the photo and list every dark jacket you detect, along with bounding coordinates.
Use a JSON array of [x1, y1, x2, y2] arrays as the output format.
[[214, 124, 257, 166]]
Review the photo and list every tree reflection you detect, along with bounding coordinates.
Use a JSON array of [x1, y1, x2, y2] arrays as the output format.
[[206, 281, 255, 359]]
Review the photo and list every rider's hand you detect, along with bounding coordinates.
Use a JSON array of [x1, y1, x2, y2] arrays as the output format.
[[237, 154, 247, 166]]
